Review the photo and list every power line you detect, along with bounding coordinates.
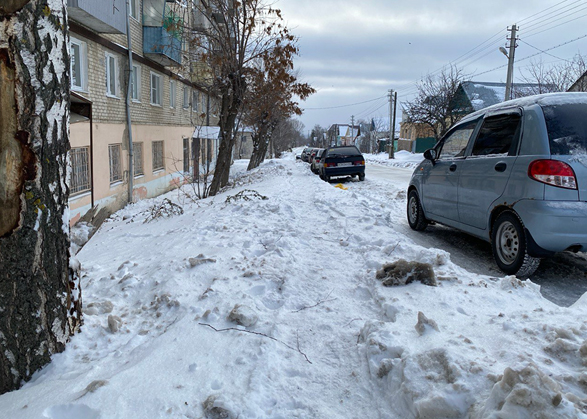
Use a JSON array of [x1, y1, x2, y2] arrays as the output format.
[[304, 95, 387, 111], [518, 39, 571, 62], [522, 1, 587, 32], [517, 0, 575, 24]]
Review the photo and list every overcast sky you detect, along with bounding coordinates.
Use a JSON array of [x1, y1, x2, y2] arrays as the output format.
[[276, 0, 587, 133]]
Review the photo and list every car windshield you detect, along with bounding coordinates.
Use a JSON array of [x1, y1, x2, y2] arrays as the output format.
[[542, 103, 587, 155], [327, 147, 361, 157]]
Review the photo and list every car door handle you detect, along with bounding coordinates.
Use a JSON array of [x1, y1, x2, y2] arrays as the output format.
[[494, 162, 507, 172], [449, 164, 457, 172]]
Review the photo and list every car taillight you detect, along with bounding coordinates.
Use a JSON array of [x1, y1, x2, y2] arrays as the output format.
[[324, 162, 336, 167], [353, 160, 365, 166], [528, 159, 577, 189]]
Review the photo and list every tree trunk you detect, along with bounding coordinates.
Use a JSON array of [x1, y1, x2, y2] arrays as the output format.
[[247, 123, 270, 171], [0, 0, 82, 395]]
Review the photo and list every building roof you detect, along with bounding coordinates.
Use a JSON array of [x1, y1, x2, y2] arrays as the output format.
[[456, 81, 550, 113], [192, 126, 221, 139]]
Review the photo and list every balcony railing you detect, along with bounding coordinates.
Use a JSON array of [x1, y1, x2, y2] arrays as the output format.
[[143, 25, 182, 67]]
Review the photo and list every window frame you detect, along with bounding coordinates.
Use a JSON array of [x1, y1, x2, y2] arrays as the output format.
[[133, 142, 144, 177], [169, 80, 176, 109], [130, 64, 141, 102], [471, 113, 522, 157], [105, 52, 119, 97], [436, 120, 479, 160], [129, 0, 139, 20], [69, 146, 91, 195], [70, 37, 88, 92], [108, 144, 123, 184], [192, 89, 200, 113], [150, 71, 162, 106], [152, 140, 165, 172], [183, 87, 190, 109]]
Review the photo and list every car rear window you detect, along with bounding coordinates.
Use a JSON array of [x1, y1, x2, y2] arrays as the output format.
[[326, 147, 361, 157], [542, 103, 587, 155]]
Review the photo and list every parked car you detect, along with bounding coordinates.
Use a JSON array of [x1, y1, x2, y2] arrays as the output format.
[[308, 148, 319, 164], [407, 92, 587, 277], [311, 149, 325, 173], [301, 147, 312, 162], [319, 146, 365, 182]]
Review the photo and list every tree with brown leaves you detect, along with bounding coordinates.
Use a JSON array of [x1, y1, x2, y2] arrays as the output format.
[[189, 0, 309, 194], [244, 42, 315, 170]]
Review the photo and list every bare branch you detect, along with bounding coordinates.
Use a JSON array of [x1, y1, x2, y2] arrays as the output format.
[[198, 323, 312, 364]]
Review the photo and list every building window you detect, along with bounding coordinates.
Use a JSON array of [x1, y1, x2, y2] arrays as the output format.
[[105, 53, 118, 97], [150, 72, 162, 105], [133, 142, 144, 176], [183, 138, 190, 173], [130, 0, 138, 19], [152, 140, 164, 172], [183, 87, 190, 109], [131, 64, 141, 101], [70, 147, 90, 194], [170, 80, 176, 108], [192, 90, 200, 112], [108, 144, 122, 184], [70, 38, 87, 91]]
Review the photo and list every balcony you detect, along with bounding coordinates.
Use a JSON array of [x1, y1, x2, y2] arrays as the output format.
[[67, 0, 126, 34], [143, 26, 182, 67]]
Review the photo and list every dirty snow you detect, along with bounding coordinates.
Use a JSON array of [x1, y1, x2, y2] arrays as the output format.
[[1, 152, 586, 419]]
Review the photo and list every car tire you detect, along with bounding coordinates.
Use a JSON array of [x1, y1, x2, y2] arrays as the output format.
[[358, 173, 365, 181], [407, 190, 428, 231], [491, 211, 541, 278]]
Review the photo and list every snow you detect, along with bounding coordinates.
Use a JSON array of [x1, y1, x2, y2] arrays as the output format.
[[366, 150, 424, 169], [1, 153, 587, 418]]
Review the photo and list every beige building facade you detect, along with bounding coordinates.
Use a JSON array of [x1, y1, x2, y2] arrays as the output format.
[[67, 0, 218, 225]]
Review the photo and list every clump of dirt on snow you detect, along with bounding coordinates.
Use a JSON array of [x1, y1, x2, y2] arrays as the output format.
[[376, 259, 436, 286], [228, 304, 258, 327], [202, 395, 235, 419], [472, 363, 578, 418]]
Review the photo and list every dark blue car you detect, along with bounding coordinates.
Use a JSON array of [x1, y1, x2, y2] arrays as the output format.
[[319, 146, 365, 182]]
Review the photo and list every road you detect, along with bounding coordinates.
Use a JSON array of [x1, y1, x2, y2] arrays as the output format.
[[366, 162, 587, 307]]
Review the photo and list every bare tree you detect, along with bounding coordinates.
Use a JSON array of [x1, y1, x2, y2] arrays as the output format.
[[188, 0, 301, 194], [272, 118, 305, 155], [518, 54, 587, 94], [403, 65, 468, 140], [0, 0, 82, 394]]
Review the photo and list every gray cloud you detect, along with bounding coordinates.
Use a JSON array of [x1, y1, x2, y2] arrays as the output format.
[[275, 0, 587, 132]]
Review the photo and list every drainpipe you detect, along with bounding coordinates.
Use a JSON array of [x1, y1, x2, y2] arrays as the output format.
[[125, 0, 135, 203]]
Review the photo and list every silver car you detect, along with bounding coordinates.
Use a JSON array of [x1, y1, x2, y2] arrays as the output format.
[[407, 92, 587, 277]]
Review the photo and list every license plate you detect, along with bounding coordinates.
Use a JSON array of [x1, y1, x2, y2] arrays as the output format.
[[338, 162, 352, 167]]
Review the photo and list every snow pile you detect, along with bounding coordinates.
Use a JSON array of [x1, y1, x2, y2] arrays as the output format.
[[1, 154, 586, 419], [365, 150, 424, 169]]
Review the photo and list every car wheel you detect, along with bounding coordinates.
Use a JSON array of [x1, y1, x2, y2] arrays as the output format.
[[407, 190, 428, 231], [491, 211, 540, 278], [358, 173, 365, 181]]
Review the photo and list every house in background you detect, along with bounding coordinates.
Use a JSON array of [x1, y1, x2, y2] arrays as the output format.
[[568, 71, 587, 92], [67, 0, 219, 226], [327, 124, 360, 147], [233, 127, 255, 160], [399, 81, 546, 153]]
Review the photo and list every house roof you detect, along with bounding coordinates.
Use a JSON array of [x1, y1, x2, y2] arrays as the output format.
[[458, 81, 548, 112], [192, 126, 221, 139]]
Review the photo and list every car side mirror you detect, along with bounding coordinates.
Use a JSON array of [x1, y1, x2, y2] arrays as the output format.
[[424, 149, 437, 163]]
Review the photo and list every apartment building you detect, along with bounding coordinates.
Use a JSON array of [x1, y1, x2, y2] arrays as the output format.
[[67, 0, 219, 225]]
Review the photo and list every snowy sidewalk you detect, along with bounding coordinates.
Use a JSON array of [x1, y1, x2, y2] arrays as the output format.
[[1, 155, 586, 419]]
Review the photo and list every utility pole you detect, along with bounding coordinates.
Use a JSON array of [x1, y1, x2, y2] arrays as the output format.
[[504, 24, 518, 101], [350, 115, 355, 146], [388, 90, 395, 159]]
